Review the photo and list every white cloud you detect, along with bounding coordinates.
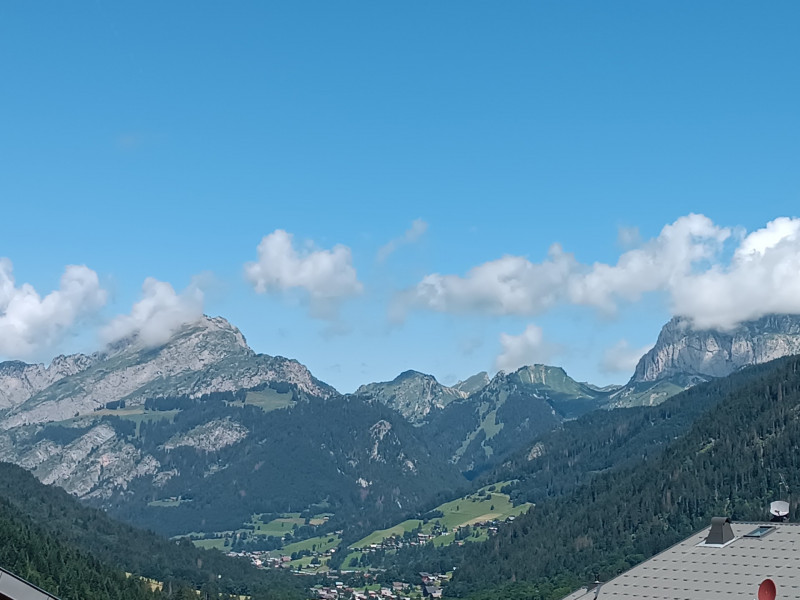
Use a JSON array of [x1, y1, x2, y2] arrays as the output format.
[[377, 219, 429, 262], [0, 259, 107, 358], [568, 214, 731, 313], [102, 277, 204, 347], [495, 324, 558, 372], [398, 244, 578, 318], [671, 217, 800, 329], [245, 229, 363, 318], [600, 339, 653, 374], [400, 213, 800, 330]]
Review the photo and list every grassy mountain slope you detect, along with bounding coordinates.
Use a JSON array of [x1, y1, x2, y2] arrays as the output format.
[[448, 355, 800, 599], [422, 366, 608, 478]]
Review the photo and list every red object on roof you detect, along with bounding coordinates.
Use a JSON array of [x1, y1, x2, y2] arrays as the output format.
[[758, 578, 776, 600]]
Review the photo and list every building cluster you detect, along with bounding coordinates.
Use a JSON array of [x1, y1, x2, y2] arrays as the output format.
[[309, 572, 446, 600], [226, 546, 337, 571], [352, 517, 510, 554]]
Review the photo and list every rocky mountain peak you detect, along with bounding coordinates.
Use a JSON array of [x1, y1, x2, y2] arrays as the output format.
[[607, 314, 800, 408], [632, 314, 800, 384], [355, 370, 466, 424], [484, 364, 596, 400], [453, 372, 490, 396], [101, 315, 251, 360], [0, 315, 333, 429]]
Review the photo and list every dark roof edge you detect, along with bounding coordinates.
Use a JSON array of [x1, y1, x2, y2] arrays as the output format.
[[0, 566, 60, 600]]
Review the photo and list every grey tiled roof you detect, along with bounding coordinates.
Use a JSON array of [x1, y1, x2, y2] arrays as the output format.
[[0, 567, 59, 600], [560, 521, 800, 600]]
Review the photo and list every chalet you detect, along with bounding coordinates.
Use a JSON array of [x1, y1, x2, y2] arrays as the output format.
[[422, 585, 442, 598], [560, 517, 800, 599]]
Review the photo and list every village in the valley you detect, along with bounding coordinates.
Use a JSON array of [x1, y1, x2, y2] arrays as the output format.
[[220, 499, 525, 599]]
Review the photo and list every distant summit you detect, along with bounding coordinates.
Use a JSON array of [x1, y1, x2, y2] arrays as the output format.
[[355, 370, 470, 423], [453, 371, 491, 396]]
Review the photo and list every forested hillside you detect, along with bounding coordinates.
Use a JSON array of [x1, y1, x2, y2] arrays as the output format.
[[0, 462, 304, 599], [105, 395, 466, 537], [420, 366, 608, 479], [0, 492, 164, 600], [448, 355, 800, 599], [488, 362, 767, 505]]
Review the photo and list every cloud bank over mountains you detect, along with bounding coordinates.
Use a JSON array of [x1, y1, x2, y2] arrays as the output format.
[[3, 214, 800, 376], [402, 214, 800, 331]]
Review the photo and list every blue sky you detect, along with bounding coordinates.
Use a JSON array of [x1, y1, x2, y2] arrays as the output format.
[[1, 2, 799, 392]]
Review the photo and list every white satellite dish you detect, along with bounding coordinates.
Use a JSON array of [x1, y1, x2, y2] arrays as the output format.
[[770, 500, 790, 518]]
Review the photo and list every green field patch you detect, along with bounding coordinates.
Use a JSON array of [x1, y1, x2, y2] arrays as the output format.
[[193, 537, 228, 550], [351, 519, 423, 548], [480, 408, 503, 440], [289, 555, 330, 572], [75, 407, 180, 436], [339, 550, 368, 571], [92, 407, 146, 418], [432, 532, 455, 547], [250, 513, 306, 536], [282, 533, 341, 555], [242, 389, 295, 412], [352, 485, 532, 549]]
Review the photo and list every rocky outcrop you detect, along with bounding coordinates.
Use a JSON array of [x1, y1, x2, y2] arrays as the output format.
[[163, 419, 247, 452], [355, 370, 467, 423], [0, 423, 162, 499], [0, 354, 93, 410]]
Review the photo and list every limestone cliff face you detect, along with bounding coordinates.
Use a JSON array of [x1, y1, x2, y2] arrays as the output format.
[[0, 354, 93, 410], [609, 314, 800, 408], [632, 315, 800, 383], [0, 423, 161, 499], [0, 316, 335, 428]]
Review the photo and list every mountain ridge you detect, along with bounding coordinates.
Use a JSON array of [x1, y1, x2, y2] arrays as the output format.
[[0, 315, 335, 429]]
